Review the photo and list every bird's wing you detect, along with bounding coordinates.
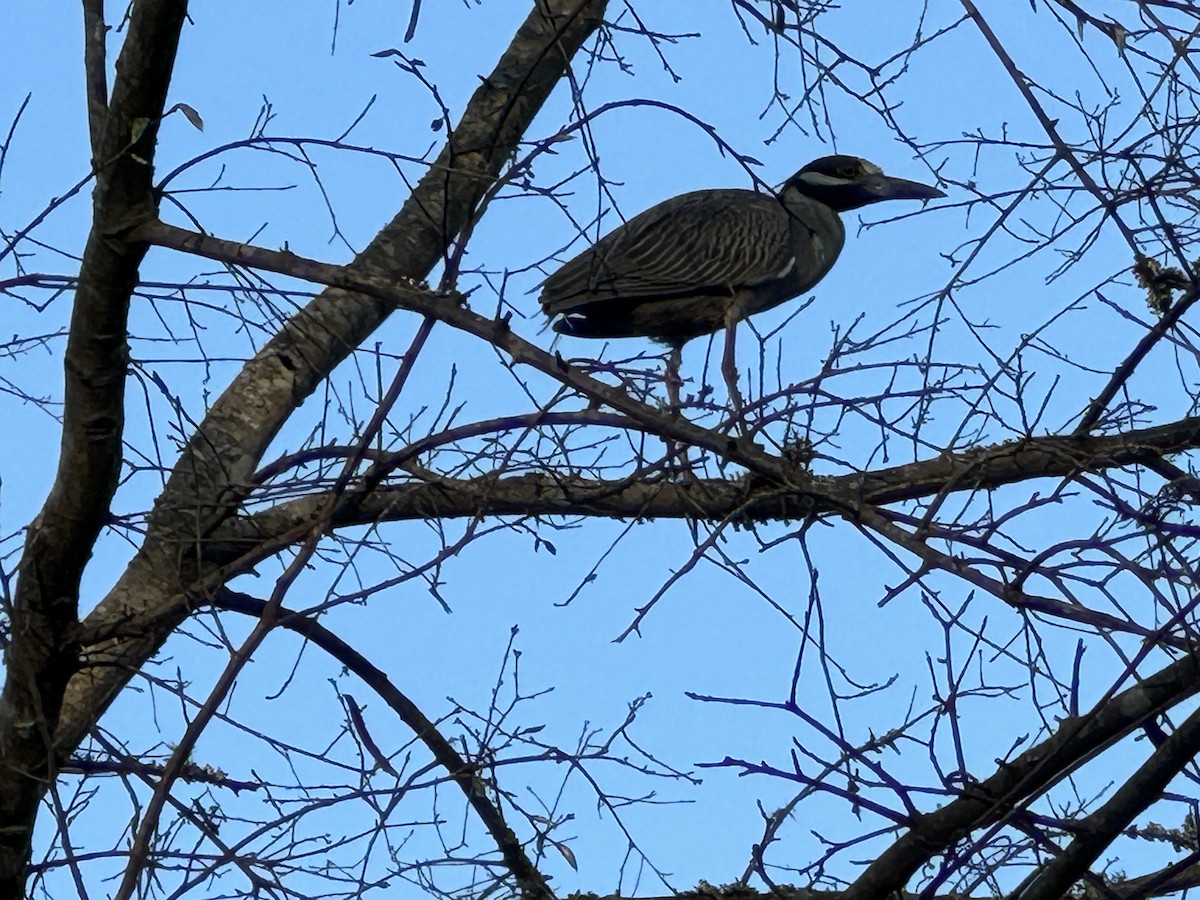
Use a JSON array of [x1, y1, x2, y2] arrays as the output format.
[[541, 189, 800, 314]]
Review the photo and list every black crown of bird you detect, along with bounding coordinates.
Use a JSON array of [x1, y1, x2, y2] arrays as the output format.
[[539, 154, 944, 415]]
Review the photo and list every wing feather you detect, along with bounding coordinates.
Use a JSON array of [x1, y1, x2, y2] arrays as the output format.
[[541, 189, 800, 315]]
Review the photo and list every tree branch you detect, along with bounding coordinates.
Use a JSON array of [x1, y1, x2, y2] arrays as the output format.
[[1020, 701, 1200, 900], [213, 589, 556, 900], [56, 0, 610, 772], [0, 0, 188, 890], [842, 654, 1200, 900]]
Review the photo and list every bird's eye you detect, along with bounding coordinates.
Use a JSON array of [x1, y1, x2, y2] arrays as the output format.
[[838, 166, 857, 179]]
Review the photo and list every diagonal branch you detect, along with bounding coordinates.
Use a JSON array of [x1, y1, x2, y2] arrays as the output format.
[[958, 0, 1140, 249], [213, 589, 555, 899], [56, 0, 610, 766], [130, 218, 804, 483], [842, 650, 1200, 900], [1019, 701, 1200, 900], [1074, 286, 1200, 434]]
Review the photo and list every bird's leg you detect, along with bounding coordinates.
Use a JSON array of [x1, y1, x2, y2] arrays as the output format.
[[722, 300, 745, 429], [665, 342, 683, 415], [663, 342, 690, 473]]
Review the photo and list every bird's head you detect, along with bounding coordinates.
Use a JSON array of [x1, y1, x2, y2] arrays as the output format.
[[783, 155, 945, 212]]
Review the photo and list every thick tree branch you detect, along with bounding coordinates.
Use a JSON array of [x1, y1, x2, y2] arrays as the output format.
[[81, 0, 108, 154], [1020, 702, 1200, 900], [129, 218, 805, 483], [842, 652, 1200, 900], [0, 0, 188, 891], [56, 0, 610, 771], [74, 413, 1200, 660], [220, 415, 1200, 531]]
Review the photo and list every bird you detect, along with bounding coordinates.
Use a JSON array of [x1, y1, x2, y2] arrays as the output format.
[[540, 154, 945, 419]]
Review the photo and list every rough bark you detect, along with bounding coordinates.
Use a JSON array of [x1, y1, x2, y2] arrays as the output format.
[[55, 0, 609, 776], [0, 0, 189, 891], [223, 416, 1200, 529]]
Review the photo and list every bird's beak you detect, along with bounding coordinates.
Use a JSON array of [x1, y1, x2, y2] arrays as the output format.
[[862, 173, 946, 203]]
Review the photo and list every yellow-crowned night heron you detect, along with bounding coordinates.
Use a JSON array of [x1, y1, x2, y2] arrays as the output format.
[[540, 155, 944, 416]]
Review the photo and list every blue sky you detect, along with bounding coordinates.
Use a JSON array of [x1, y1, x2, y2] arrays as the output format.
[[2, 1, 1192, 896]]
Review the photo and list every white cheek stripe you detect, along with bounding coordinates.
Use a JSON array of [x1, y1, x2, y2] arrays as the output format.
[[798, 172, 852, 188]]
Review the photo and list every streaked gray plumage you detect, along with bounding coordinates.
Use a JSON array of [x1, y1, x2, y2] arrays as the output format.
[[540, 155, 944, 346]]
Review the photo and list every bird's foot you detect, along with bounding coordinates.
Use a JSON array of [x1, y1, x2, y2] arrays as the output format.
[[668, 446, 700, 482], [723, 381, 750, 438]]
